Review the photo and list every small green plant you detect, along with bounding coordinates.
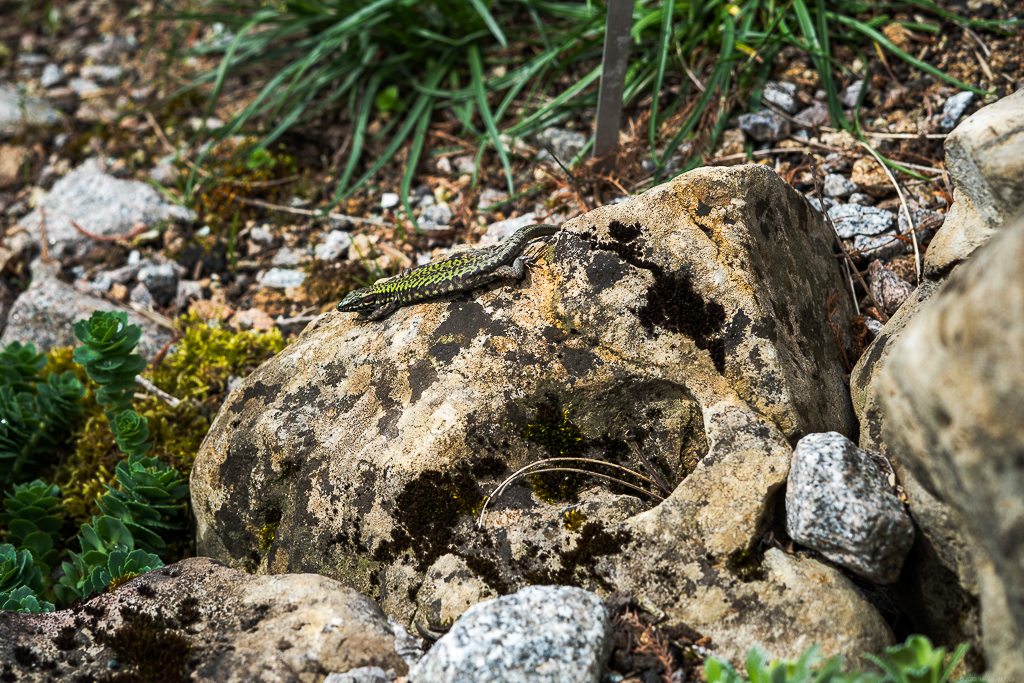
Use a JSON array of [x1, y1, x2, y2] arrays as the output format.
[[0, 479, 64, 577], [865, 636, 970, 683], [0, 342, 85, 486], [705, 636, 970, 683], [0, 585, 55, 613], [73, 311, 147, 418], [96, 456, 189, 556]]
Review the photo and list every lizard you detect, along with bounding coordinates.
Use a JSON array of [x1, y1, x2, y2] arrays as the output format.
[[336, 223, 559, 320]]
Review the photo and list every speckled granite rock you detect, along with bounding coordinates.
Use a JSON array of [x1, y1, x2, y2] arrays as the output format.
[[786, 432, 914, 584], [868, 260, 914, 316], [408, 586, 611, 683]]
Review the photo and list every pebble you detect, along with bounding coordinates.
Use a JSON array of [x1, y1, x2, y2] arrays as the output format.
[[380, 192, 400, 210], [81, 65, 123, 85], [69, 78, 101, 96], [868, 260, 914, 316], [538, 127, 587, 163], [738, 109, 790, 142], [83, 35, 136, 63], [272, 247, 304, 267], [848, 193, 875, 206], [315, 230, 353, 261], [794, 102, 831, 128], [480, 213, 539, 246], [840, 80, 866, 108], [137, 263, 179, 305], [40, 64, 64, 88], [477, 188, 508, 210], [260, 268, 306, 289], [762, 81, 799, 114], [408, 585, 611, 683], [324, 667, 395, 683], [0, 84, 61, 137], [805, 195, 837, 214], [939, 91, 974, 130], [823, 173, 858, 198], [175, 280, 204, 310], [129, 282, 155, 307], [786, 432, 914, 584], [419, 202, 452, 227], [827, 203, 895, 238], [454, 156, 476, 174], [250, 225, 276, 246]]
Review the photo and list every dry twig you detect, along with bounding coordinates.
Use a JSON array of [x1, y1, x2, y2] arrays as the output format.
[[858, 142, 921, 284]]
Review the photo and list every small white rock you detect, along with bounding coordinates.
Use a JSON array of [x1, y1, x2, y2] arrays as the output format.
[[381, 192, 400, 210]]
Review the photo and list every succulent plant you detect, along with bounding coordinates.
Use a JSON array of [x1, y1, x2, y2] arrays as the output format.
[[0, 543, 45, 597], [97, 456, 188, 556], [72, 310, 146, 416], [111, 410, 152, 459], [0, 479, 64, 574], [0, 584, 55, 613], [0, 341, 46, 393]]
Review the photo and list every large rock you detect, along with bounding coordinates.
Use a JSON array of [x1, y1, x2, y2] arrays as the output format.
[[409, 585, 611, 683], [191, 164, 889, 664], [0, 275, 173, 360], [20, 158, 192, 259], [878, 210, 1024, 678], [0, 557, 411, 683], [943, 88, 1024, 231]]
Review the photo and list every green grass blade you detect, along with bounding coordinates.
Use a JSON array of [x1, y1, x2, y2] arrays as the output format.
[[830, 13, 989, 94], [337, 72, 382, 197], [467, 0, 508, 47], [648, 4, 675, 166], [400, 101, 435, 234], [470, 44, 514, 194]]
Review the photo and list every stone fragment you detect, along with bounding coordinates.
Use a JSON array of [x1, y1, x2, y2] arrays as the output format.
[[879, 211, 1024, 678], [479, 212, 539, 245], [454, 156, 476, 174], [250, 224, 276, 246], [851, 157, 892, 197], [380, 192, 400, 210], [40, 63, 63, 88], [848, 193, 875, 206], [316, 230, 353, 261], [259, 267, 306, 289], [868, 260, 914, 316], [325, 667, 396, 683], [763, 81, 799, 114], [0, 276, 172, 359], [175, 279, 204, 310], [786, 432, 914, 584], [272, 246, 304, 267], [0, 144, 28, 189], [823, 173, 857, 198], [939, 91, 974, 131], [738, 109, 790, 142], [231, 307, 275, 331], [83, 35, 136, 63], [477, 188, 508, 210], [149, 162, 176, 186], [137, 263, 178, 305], [821, 130, 859, 151], [20, 158, 192, 258], [827, 203, 895, 238], [805, 195, 836, 214], [794, 102, 831, 128], [943, 88, 1024, 230], [69, 77, 100, 96], [841, 80, 865, 108], [0, 83, 60, 138], [129, 282, 154, 306], [419, 202, 452, 227], [538, 127, 587, 163], [0, 557, 409, 683], [923, 189, 994, 279], [81, 64, 123, 85], [408, 586, 611, 683]]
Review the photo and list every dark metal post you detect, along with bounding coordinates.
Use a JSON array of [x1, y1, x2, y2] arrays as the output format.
[[592, 0, 635, 163]]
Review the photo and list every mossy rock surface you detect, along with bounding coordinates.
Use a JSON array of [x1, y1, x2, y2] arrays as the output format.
[[191, 165, 887, 663]]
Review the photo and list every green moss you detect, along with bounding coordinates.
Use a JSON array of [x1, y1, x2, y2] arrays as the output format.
[[524, 398, 588, 503], [149, 311, 285, 405], [726, 547, 765, 582], [563, 509, 586, 532], [258, 522, 278, 551]]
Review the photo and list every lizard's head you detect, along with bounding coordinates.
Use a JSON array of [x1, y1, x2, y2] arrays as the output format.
[[336, 287, 378, 314]]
